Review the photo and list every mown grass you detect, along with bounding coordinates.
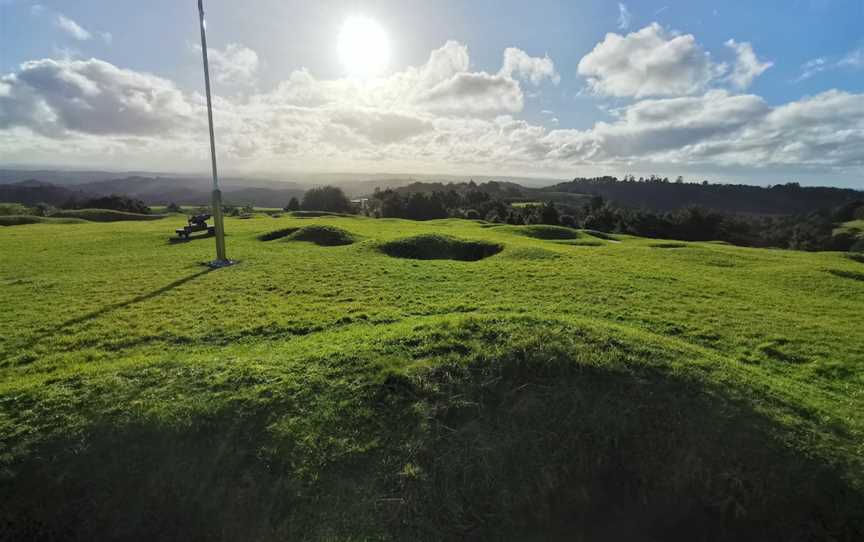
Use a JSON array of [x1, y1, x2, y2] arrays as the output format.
[[0, 215, 88, 226], [0, 214, 862, 540], [50, 208, 167, 222]]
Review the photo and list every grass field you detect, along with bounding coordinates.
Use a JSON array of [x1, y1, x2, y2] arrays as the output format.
[[836, 219, 864, 239], [1, 213, 863, 540]]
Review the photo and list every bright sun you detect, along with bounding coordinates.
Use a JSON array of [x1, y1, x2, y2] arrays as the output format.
[[338, 16, 390, 78]]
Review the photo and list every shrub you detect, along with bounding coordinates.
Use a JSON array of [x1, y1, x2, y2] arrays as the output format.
[[67, 195, 151, 214], [284, 197, 300, 212], [301, 186, 353, 213], [464, 209, 481, 220], [0, 203, 34, 216]]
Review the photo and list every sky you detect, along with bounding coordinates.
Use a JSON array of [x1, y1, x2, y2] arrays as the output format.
[[1, 0, 863, 187]]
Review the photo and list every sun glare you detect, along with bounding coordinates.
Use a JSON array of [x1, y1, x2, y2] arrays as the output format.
[[337, 16, 390, 78]]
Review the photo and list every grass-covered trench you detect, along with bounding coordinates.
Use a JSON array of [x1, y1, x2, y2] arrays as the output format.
[[1, 214, 863, 540]]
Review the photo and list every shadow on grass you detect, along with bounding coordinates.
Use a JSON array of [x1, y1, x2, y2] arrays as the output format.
[[1, 317, 861, 541], [7, 268, 214, 362], [166, 232, 219, 245]]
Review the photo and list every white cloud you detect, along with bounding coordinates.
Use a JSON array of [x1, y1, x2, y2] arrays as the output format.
[[500, 48, 560, 85], [838, 47, 864, 68], [798, 57, 829, 81], [262, 41, 529, 117], [725, 40, 772, 89], [0, 58, 195, 136], [578, 23, 726, 98], [539, 89, 864, 171], [55, 15, 92, 41], [2, 41, 864, 178], [418, 72, 523, 115], [798, 46, 864, 81], [192, 43, 260, 87], [617, 3, 632, 30]]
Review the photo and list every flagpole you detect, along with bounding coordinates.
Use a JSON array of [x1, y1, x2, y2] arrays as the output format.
[[197, 0, 228, 264]]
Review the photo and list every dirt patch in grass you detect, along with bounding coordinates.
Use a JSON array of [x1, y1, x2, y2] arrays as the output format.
[[380, 234, 502, 261]]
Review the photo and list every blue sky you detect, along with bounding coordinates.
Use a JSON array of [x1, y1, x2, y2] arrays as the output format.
[[1, 0, 863, 187]]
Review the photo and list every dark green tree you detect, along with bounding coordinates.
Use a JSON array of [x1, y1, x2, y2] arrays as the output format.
[[301, 186, 353, 213]]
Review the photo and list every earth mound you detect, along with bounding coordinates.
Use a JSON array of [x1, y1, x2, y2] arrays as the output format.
[[380, 234, 502, 261], [258, 227, 299, 241], [650, 242, 688, 249], [287, 225, 356, 246], [504, 225, 581, 240]]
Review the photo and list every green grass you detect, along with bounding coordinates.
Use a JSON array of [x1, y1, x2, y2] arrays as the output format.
[[50, 208, 168, 222], [0, 214, 862, 540], [0, 215, 88, 226], [835, 219, 864, 238], [494, 224, 581, 240]]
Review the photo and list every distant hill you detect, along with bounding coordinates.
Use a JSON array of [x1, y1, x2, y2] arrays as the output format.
[[77, 176, 306, 207], [3, 169, 861, 215], [544, 177, 864, 215], [385, 180, 529, 198], [0, 180, 92, 206]]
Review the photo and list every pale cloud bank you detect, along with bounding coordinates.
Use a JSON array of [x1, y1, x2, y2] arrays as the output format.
[[0, 30, 862, 179]]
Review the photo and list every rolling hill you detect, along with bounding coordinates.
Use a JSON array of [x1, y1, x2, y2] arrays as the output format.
[[0, 214, 862, 540]]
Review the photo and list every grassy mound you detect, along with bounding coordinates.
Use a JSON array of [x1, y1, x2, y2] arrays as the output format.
[[502, 224, 581, 240], [257, 227, 300, 241], [558, 239, 605, 247], [51, 209, 166, 222], [0, 215, 87, 226], [286, 225, 356, 246], [291, 211, 353, 218], [2, 215, 863, 540], [651, 242, 688, 249], [582, 229, 619, 241], [829, 269, 864, 282], [501, 247, 561, 260], [379, 234, 502, 261], [0, 317, 860, 540]]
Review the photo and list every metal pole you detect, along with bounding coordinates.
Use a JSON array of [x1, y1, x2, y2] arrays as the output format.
[[198, 0, 227, 263]]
